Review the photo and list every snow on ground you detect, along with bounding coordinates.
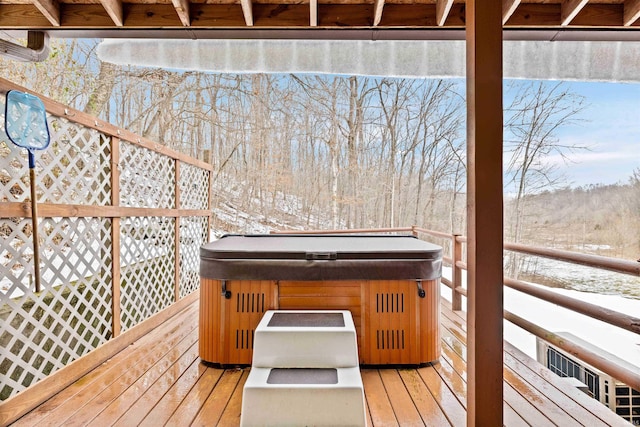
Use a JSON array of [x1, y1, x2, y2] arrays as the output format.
[[442, 266, 640, 368]]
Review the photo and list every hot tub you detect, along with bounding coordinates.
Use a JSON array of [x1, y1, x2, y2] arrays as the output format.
[[199, 234, 442, 366]]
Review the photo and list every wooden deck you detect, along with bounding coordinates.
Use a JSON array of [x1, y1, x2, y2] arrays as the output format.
[[9, 298, 628, 426]]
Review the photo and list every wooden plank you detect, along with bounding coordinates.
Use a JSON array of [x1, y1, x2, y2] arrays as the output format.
[[190, 369, 244, 426], [378, 369, 423, 425], [216, 370, 249, 426], [397, 369, 452, 426], [561, 0, 590, 25], [504, 382, 556, 427], [174, 160, 181, 303], [465, 0, 504, 424], [436, 0, 454, 26], [240, 0, 253, 25], [625, 0, 640, 26], [373, 0, 384, 25], [502, 0, 520, 24], [0, 202, 210, 218], [109, 342, 201, 426], [51, 331, 199, 426], [504, 402, 531, 427], [12, 304, 198, 426], [137, 358, 208, 427], [416, 365, 466, 427], [171, 0, 190, 25], [309, 0, 317, 25], [100, 0, 124, 26], [504, 365, 584, 426], [166, 367, 225, 424], [0, 293, 199, 426], [505, 342, 631, 427], [33, 0, 60, 25], [361, 369, 399, 427]]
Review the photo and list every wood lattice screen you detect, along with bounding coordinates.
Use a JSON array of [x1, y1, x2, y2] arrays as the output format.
[[0, 78, 212, 400]]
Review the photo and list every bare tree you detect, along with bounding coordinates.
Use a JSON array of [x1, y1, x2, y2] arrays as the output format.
[[504, 81, 586, 276]]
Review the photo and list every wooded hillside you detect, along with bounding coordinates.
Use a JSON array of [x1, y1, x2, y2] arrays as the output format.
[[2, 38, 638, 261]]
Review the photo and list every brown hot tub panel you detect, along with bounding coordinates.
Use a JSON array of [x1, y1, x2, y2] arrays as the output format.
[[198, 234, 442, 366]]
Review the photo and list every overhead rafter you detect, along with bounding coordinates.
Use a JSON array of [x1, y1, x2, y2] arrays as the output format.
[[373, 0, 385, 26], [172, 0, 191, 26], [625, 0, 640, 26], [100, 0, 124, 26], [561, 0, 589, 26], [502, 0, 520, 24], [33, 0, 60, 26], [241, 0, 254, 26], [310, 0, 317, 26], [436, 0, 454, 26]]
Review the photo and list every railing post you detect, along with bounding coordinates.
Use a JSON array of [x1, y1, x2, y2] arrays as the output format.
[[175, 160, 181, 302], [411, 225, 418, 237], [110, 137, 121, 338], [452, 234, 463, 311]]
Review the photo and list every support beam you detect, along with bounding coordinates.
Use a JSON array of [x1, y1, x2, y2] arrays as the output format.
[[502, 0, 520, 24], [100, 0, 124, 26], [241, 0, 254, 26], [33, 0, 60, 26], [436, 0, 454, 26], [373, 0, 385, 26], [172, 0, 191, 26], [624, 0, 640, 26], [561, 0, 589, 26], [310, 0, 317, 26], [465, 0, 504, 425]]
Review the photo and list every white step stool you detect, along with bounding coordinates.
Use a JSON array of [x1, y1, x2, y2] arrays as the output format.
[[241, 310, 366, 427], [252, 310, 359, 368], [241, 366, 366, 426]]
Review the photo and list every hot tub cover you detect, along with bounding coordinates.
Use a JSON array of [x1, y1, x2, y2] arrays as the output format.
[[200, 234, 442, 281]]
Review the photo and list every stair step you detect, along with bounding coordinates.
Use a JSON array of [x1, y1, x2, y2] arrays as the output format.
[[252, 310, 359, 368], [241, 366, 366, 427]]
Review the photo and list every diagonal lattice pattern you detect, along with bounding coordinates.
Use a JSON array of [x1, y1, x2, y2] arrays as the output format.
[[180, 163, 209, 210], [1, 106, 111, 205], [120, 142, 175, 209], [120, 217, 176, 331], [39, 118, 112, 205], [0, 217, 113, 400], [179, 216, 208, 298]]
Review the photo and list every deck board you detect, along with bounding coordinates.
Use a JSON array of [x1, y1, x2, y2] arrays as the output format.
[[8, 297, 628, 426]]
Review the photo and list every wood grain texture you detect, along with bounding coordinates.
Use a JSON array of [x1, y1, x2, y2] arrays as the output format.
[[7, 297, 629, 426]]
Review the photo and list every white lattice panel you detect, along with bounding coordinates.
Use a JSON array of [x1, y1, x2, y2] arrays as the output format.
[[120, 217, 176, 331], [120, 142, 175, 209], [1, 103, 111, 205], [0, 217, 113, 400], [180, 163, 209, 210], [39, 118, 112, 205], [179, 216, 208, 298]]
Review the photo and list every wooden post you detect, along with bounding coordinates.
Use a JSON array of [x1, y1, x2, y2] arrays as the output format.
[[175, 160, 181, 302], [111, 137, 122, 338], [466, 0, 504, 425], [452, 234, 463, 311]]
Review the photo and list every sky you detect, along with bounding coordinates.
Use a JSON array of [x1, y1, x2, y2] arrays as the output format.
[[549, 81, 640, 187]]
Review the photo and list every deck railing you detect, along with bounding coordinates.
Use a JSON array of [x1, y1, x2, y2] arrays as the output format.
[[0, 78, 212, 400], [273, 226, 640, 391]]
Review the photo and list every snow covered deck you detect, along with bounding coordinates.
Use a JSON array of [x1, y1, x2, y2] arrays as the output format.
[[6, 292, 627, 426]]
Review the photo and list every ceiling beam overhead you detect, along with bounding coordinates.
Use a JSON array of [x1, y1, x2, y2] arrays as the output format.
[[241, 0, 254, 26], [624, 0, 640, 26], [310, 0, 317, 26], [171, 0, 191, 26], [561, 0, 589, 26], [436, 0, 454, 26], [373, 0, 385, 26], [100, 0, 124, 26], [502, 0, 520, 24], [33, 0, 61, 26]]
